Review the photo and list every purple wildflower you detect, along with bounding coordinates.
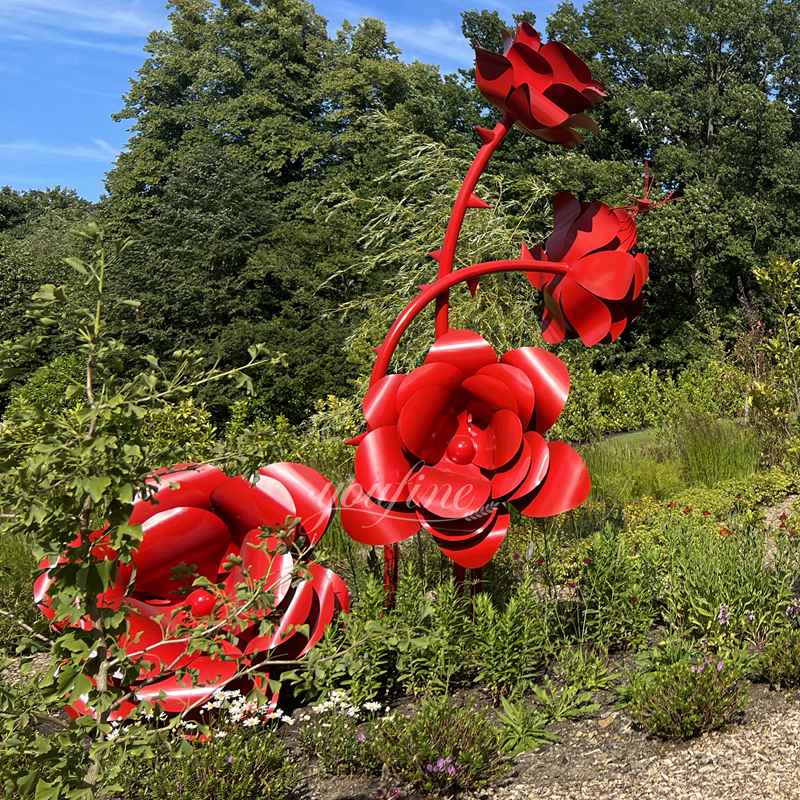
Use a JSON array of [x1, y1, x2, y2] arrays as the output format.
[[717, 605, 729, 626], [716, 660, 725, 673]]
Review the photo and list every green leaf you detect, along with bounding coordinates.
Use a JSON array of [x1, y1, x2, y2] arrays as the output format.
[[82, 476, 111, 502]]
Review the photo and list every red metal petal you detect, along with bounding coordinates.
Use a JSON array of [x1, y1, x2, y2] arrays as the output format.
[[244, 577, 315, 656], [363, 374, 405, 430], [135, 653, 241, 713], [299, 563, 350, 655], [418, 506, 498, 542], [544, 192, 583, 262], [510, 432, 550, 500], [129, 464, 228, 526], [118, 610, 191, 679], [501, 347, 570, 433], [259, 462, 337, 546], [515, 21, 542, 50], [560, 202, 621, 263], [539, 41, 604, 98], [614, 207, 638, 252], [397, 385, 459, 463], [476, 364, 535, 429], [354, 426, 416, 503], [492, 437, 532, 499], [571, 251, 636, 300], [410, 465, 491, 520], [559, 279, 613, 346], [433, 510, 509, 569], [461, 373, 518, 417], [211, 474, 296, 542], [513, 441, 590, 518], [396, 362, 463, 410], [132, 507, 231, 600], [225, 530, 294, 610], [475, 48, 515, 110], [633, 252, 649, 296], [490, 409, 523, 468], [424, 329, 497, 377], [340, 482, 420, 546]]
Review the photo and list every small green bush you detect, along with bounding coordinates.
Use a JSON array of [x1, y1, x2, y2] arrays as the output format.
[[297, 691, 384, 776], [122, 727, 300, 800], [374, 696, 509, 795], [471, 578, 551, 697], [626, 642, 747, 739], [0, 533, 45, 653], [578, 525, 658, 649], [758, 627, 800, 688]]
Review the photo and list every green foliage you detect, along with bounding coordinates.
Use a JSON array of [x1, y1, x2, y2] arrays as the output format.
[[758, 627, 800, 688], [122, 727, 300, 800], [496, 696, 557, 756], [672, 413, 760, 486], [531, 678, 600, 722], [297, 692, 384, 776], [0, 533, 45, 653], [626, 640, 748, 740], [471, 578, 551, 697], [297, 576, 395, 704], [577, 525, 658, 648], [374, 696, 510, 796], [0, 226, 275, 797]]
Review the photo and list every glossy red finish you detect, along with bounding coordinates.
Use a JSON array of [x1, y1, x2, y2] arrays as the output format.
[[526, 192, 652, 346], [36, 461, 349, 718], [342, 328, 591, 569], [475, 22, 605, 145]]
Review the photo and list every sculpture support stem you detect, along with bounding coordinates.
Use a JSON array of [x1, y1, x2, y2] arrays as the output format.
[[434, 115, 514, 339], [370, 259, 569, 385], [373, 258, 566, 606]]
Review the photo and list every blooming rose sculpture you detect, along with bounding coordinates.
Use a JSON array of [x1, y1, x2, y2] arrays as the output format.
[[340, 23, 666, 596], [35, 463, 348, 718]]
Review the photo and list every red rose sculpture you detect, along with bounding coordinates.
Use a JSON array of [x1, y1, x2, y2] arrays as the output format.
[[526, 192, 650, 346], [35, 462, 349, 718], [475, 22, 605, 145], [341, 329, 590, 568]]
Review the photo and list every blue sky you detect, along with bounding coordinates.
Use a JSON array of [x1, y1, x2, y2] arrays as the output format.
[[0, 0, 570, 201]]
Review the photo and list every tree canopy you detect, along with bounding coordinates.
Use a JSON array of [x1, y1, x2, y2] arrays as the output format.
[[3, 0, 800, 420]]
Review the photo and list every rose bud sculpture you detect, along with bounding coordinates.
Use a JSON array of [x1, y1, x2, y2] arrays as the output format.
[[339, 22, 671, 602], [35, 462, 349, 717]]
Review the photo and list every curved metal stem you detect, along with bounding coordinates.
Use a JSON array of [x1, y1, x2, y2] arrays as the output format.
[[370, 258, 568, 385], [434, 115, 514, 339]]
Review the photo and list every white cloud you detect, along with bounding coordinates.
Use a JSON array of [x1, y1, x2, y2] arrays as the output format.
[[389, 19, 472, 66], [0, 138, 120, 162], [0, 0, 165, 53]]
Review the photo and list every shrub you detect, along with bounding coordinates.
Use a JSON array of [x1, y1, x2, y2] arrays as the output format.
[[471, 578, 551, 697], [626, 641, 747, 739], [577, 525, 658, 649], [659, 515, 790, 643], [297, 691, 384, 776], [758, 628, 800, 688], [496, 696, 556, 756], [374, 695, 509, 796], [392, 574, 471, 695], [672, 413, 760, 486], [297, 576, 397, 704], [0, 533, 45, 653], [122, 726, 301, 800]]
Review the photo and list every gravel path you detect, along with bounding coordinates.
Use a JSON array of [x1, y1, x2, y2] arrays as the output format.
[[491, 686, 800, 800]]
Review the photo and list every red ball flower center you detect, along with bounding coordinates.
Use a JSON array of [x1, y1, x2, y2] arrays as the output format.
[[187, 588, 216, 617], [447, 434, 476, 465]]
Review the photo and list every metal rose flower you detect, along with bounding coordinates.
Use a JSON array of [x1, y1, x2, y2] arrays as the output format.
[[474, 22, 605, 145], [341, 329, 590, 568], [526, 192, 650, 346], [34, 462, 349, 718]]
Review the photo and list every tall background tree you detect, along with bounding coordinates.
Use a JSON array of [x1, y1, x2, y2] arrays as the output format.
[[3, 0, 800, 422]]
